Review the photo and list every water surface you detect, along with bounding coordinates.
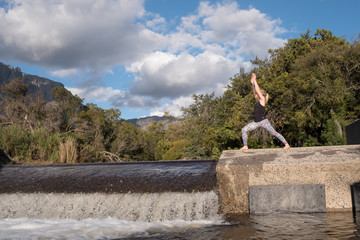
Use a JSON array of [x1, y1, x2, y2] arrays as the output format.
[[1, 212, 359, 239]]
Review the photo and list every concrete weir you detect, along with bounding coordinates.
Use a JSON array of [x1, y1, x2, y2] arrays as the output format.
[[216, 145, 360, 214]]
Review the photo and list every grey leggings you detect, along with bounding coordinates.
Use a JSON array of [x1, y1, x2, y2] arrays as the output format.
[[241, 119, 288, 146]]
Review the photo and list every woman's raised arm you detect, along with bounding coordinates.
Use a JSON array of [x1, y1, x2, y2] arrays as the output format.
[[251, 73, 266, 104]]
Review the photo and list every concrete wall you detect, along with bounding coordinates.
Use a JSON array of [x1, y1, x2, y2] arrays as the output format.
[[217, 145, 360, 214]]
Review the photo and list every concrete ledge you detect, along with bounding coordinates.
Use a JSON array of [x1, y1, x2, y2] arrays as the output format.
[[216, 145, 360, 214]]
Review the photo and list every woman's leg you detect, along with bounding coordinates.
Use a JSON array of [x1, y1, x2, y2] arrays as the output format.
[[259, 119, 290, 149], [241, 121, 260, 149]]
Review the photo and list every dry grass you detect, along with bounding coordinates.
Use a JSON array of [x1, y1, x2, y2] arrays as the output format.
[[58, 137, 78, 163]]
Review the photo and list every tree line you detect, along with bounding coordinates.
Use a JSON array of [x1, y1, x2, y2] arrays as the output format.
[[0, 29, 359, 164]]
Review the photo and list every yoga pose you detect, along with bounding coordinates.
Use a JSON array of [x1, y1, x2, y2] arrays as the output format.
[[240, 73, 290, 150]]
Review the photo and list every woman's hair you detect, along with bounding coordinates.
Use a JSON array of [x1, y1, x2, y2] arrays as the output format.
[[260, 89, 269, 103]]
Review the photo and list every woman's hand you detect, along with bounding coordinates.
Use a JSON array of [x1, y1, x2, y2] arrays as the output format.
[[251, 73, 256, 84]]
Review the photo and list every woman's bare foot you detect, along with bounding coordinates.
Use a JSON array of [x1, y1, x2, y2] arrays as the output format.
[[240, 146, 248, 151], [283, 144, 290, 150]]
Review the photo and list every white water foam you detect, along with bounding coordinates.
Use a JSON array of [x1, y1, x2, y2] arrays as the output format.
[[0, 191, 222, 222], [0, 217, 223, 240], [0, 191, 224, 239]]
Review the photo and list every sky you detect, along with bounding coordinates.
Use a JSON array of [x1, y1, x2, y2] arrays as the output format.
[[0, 0, 359, 119]]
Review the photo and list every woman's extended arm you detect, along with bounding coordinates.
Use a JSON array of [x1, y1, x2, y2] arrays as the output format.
[[251, 74, 257, 98], [251, 73, 266, 105]]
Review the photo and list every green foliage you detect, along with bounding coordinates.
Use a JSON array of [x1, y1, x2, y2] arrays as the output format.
[[155, 139, 172, 160], [321, 117, 346, 145], [142, 121, 166, 160], [180, 93, 221, 158], [110, 121, 144, 161], [0, 124, 31, 160], [161, 139, 189, 160], [30, 127, 60, 162], [0, 125, 60, 162], [51, 87, 84, 132]]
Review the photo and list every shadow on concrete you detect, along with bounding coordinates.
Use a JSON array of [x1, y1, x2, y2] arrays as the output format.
[[346, 119, 360, 144], [351, 182, 360, 221]]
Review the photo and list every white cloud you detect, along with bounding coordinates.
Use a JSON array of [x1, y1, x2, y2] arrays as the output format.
[[51, 68, 79, 78], [150, 96, 195, 117], [192, 2, 286, 59], [67, 85, 157, 109], [0, 0, 165, 68], [168, 31, 205, 53], [146, 13, 167, 32], [128, 50, 239, 99], [67, 86, 125, 102]]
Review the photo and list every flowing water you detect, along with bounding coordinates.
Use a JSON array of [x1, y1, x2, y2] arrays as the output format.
[[0, 211, 359, 239], [1, 161, 360, 239], [0, 192, 220, 221]]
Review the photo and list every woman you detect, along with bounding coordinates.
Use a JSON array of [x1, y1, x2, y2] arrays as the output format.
[[240, 73, 290, 150]]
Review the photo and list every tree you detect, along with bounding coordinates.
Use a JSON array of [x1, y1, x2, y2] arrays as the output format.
[[0, 78, 49, 132], [51, 87, 84, 132], [111, 121, 144, 161], [181, 93, 221, 158], [75, 104, 122, 162], [141, 121, 166, 161]]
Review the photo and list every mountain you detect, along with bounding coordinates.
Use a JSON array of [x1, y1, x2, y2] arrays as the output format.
[[0, 62, 64, 102], [127, 116, 179, 129]]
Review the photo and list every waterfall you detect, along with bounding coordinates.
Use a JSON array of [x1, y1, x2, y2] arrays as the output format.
[[0, 191, 221, 222], [0, 160, 222, 222]]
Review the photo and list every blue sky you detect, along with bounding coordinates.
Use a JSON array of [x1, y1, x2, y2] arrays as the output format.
[[0, 0, 359, 119]]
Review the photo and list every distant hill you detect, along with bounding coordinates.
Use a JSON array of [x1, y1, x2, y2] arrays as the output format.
[[0, 62, 64, 102], [127, 116, 179, 129]]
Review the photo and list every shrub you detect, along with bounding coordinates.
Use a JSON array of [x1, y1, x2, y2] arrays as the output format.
[[162, 139, 189, 160], [0, 124, 31, 161]]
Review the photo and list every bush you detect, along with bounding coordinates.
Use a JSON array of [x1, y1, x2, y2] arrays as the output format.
[[162, 139, 189, 160], [0, 124, 31, 161], [30, 128, 59, 162], [0, 125, 62, 162]]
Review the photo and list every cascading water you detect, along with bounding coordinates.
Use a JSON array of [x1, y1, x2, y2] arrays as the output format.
[[0, 192, 220, 221], [0, 160, 224, 239]]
